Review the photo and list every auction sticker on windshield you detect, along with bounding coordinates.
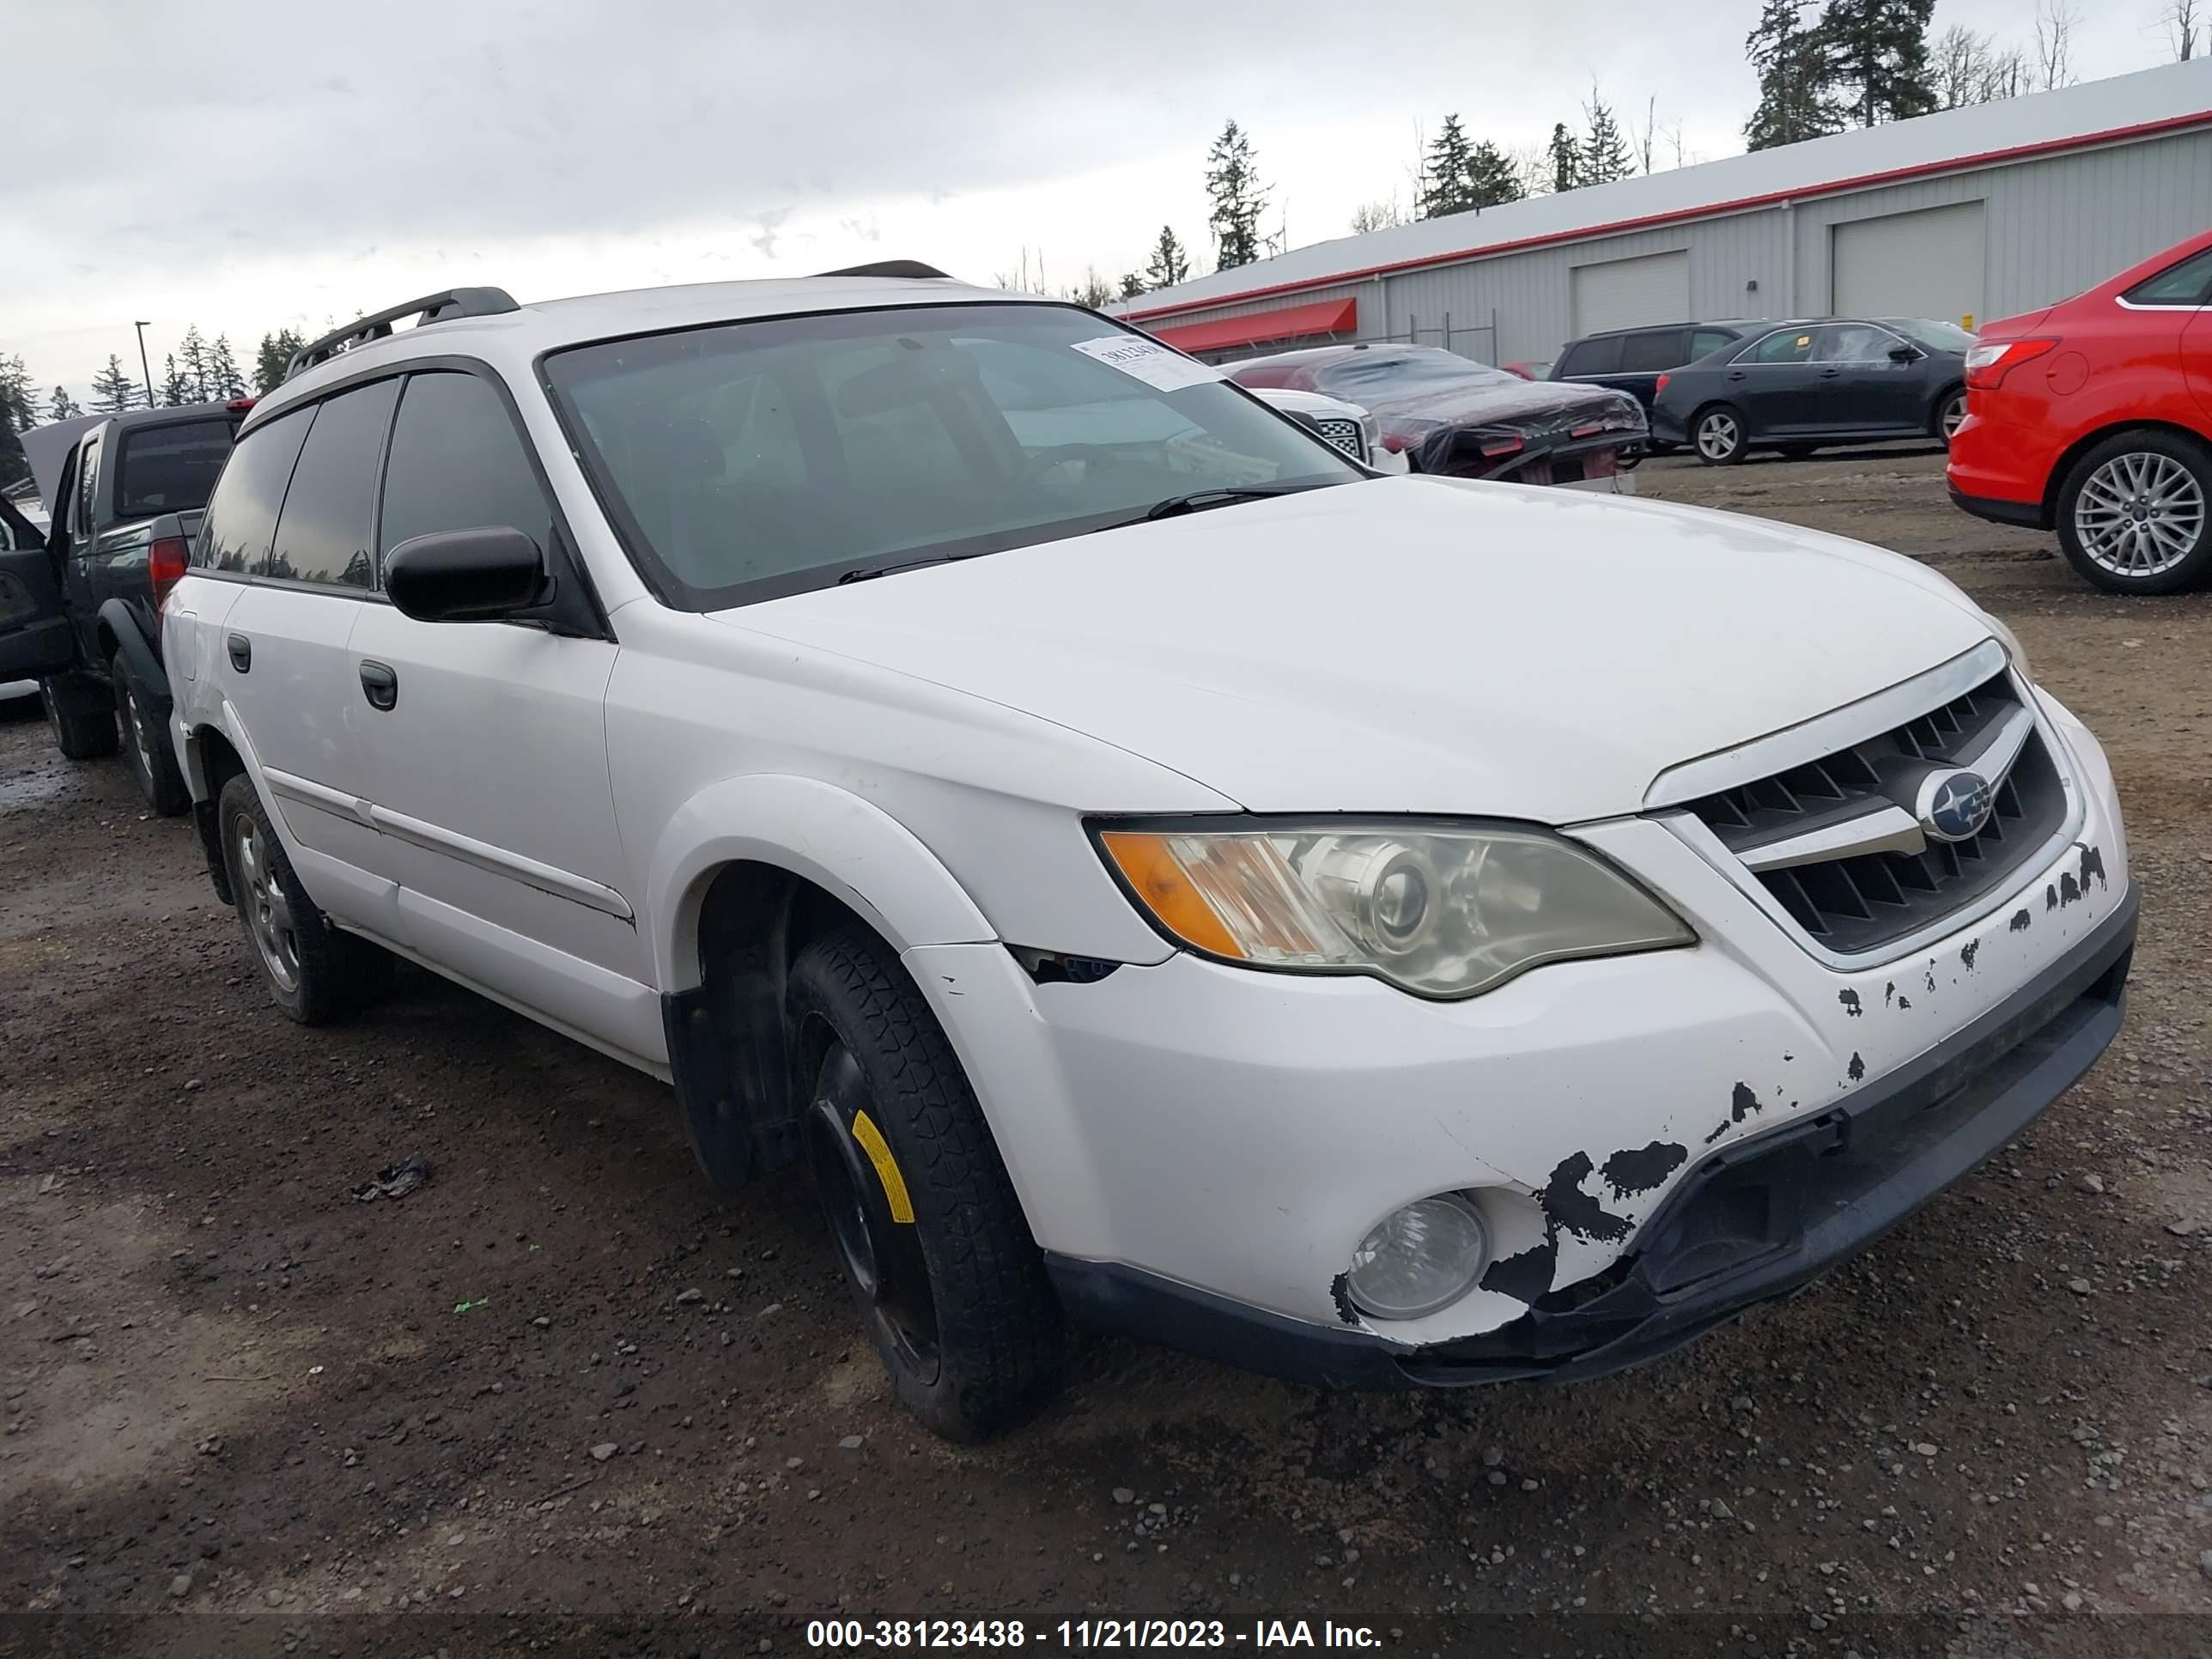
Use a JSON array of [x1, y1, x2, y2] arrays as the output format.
[[1070, 334, 1222, 392]]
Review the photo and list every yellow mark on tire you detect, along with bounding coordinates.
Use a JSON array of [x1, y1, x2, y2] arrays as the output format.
[[849, 1109, 915, 1224]]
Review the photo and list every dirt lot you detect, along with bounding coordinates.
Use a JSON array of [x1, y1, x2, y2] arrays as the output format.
[[4, 447, 2211, 1658]]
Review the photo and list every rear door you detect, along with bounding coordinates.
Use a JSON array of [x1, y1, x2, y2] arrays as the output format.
[[1609, 329, 1688, 413], [0, 501, 73, 682], [1732, 326, 1824, 434]]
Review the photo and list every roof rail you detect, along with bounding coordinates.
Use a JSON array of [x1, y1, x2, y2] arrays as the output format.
[[810, 259, 951, 281], [283, 287, 520, 382]]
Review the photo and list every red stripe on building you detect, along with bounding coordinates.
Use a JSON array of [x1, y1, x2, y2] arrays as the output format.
[[1148, 297, 1358, 353], [1124, 110, 2212, 324]]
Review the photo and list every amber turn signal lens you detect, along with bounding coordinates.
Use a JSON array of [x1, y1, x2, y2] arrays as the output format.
[[1098, 832, 1245, 960]]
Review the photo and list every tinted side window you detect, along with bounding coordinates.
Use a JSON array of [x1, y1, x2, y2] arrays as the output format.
[[1691, 329, 1738, 359], [1812, 323, 1898, 363], [1617, 330, 1686, 373], [1561, 337, 1623, 375], [1747, 329, 1818, 364], [193, 408, 313, 573], [379, 372, 550, 558], [2124, 247, 2212, 307], [75, 438, 100, 542], [267, 380, 398, 589]]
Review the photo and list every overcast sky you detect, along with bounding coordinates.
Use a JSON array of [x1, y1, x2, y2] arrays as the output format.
[[1, 0, 2185, 405]]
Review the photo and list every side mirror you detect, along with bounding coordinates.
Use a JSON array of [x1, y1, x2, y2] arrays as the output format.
[[1887, 343, 1923, 363], [384, 526, 546, 623]]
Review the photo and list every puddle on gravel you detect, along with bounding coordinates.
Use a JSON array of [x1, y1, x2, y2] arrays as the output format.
[[0, 764, 74, 813]]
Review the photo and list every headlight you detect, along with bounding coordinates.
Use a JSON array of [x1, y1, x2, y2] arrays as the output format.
[[1097, 819, 1693, 999]]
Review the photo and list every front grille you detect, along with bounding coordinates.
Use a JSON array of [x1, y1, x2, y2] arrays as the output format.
[[1312, 417, 1365, 462], [1684, 670, 2068, 956]]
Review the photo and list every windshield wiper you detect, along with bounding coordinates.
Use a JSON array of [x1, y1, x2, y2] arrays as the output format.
[[1137, 483, 1315, 522], [835, 553, 969, 584]]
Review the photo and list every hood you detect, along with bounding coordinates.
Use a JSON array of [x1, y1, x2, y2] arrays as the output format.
[[21, 414, 102, 512], [713, 476, 1996, 823]]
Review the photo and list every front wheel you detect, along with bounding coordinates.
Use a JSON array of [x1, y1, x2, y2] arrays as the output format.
[[1692, 404, 1748, 465], [787, 925, 1060, 1441], [114, 660, 189, 817], [2055, 429, 2212, 594]]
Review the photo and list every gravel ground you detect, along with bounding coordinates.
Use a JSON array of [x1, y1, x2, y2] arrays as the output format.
[[3, 448, 2210, 1658]]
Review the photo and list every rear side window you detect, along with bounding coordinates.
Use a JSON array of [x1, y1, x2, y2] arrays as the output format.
[[265, 380, 398, 589], [379, 372, 551, 557], [1560, 337, 1623, 375], [116, 418, 234, 519], [1691, 328, 1738, 359], [1747, 329, 1818, 364], [1617, 330, 1686, 373], [193, 408, 312, 573], [2124, 247, 2212, 307]]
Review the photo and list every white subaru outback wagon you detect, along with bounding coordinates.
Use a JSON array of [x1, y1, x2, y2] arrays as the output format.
[[99, 265, 2134, 1440]]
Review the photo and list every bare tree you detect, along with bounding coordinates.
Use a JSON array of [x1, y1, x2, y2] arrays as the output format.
[[1635, 95, 1659, 174], [992, 248, 1048, 294], [2163, 0, 2201, 58], [1509, 142, 1553, 198], [2033, 0, 2078, 90], [1982, 44, 2030, 100], [1933, 24, 1995, 107], [1349, 195, 1407, 234]]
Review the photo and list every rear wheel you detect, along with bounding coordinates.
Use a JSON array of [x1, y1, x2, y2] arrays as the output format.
[[2055, 429, 2212, 594], [787, 924, 1060, 1441], [217, 774, 392, 1024], [1936, 390, 1968, 447], [113, 659, 189, 817], [40, 671, 118, 761], [1692, 404, 1748, 465]]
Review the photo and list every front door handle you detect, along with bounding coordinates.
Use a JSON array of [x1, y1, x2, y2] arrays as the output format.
[[227, 633, 251, 673], [358, 659, 398, 711], [1819, 368, 1843, 379]]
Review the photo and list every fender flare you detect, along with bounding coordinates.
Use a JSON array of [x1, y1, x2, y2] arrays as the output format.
[[646, 773, 995, 994], [94, 599, 166, 708]]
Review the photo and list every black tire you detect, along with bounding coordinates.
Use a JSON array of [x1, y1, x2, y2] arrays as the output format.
[[1691, 404, 1748, 465], [787, 924, 1060, 1441], [112, 659, 189, 817], [2054, 428, 2212, 596], [216, 773, 392, 1024], [40, 671, 118, 761], [1935, 388, 1967, 448]]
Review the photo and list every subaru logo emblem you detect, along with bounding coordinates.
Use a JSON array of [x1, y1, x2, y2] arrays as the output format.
[[1917, 768, 1995, 842]]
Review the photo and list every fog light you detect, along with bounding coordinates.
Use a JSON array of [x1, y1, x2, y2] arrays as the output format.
[[1345, 1194, 1489, 1320]]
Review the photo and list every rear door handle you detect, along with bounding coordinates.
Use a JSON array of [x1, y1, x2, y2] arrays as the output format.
[[227, 633, 251, 672], [358, 659, 398, 711], [1726, 370, 1747, 381]]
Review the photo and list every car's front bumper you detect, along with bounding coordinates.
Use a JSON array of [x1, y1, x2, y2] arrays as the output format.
[[904, 694, 2130, 1380]]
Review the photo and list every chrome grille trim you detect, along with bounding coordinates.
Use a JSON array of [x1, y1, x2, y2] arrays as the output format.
[[1313, 417, 1366, 462]]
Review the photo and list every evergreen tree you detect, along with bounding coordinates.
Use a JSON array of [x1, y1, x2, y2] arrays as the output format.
[[1144, 225, 1191, 290], [1466, 141, 1525, 209], [1419, 114, 1479, 219], [207, 334, 246, 400], [1746, 0, 1845, 149], [1204, 121, 1268, 272], [160, 354, 193, 408], [254, 328, 307, 393], [49, 386, 82, 422], [177, 326, 212, 402], [88, 356, 140, 415], [1581, 91, 1637, 184], [1820, 0, 1938, 127], [1547, 122, 1583, 192], [1071, 270, 1116, 310], [0, 410, 23, 490], [1117, 271, 1147, 301], [0, 356, 33, 436]]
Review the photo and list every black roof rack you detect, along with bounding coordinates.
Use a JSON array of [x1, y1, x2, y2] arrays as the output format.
[[809, 259, 951, 281], [284, 287, 520, 382]]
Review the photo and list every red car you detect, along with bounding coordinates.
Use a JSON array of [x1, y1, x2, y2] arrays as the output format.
[[1949, 228, 2212, 593]]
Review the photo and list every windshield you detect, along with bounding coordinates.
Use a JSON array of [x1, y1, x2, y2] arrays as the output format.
[[1885, 319, 1978, 353], [543, 302, 1364, 609], [115, 416, 234, 520]]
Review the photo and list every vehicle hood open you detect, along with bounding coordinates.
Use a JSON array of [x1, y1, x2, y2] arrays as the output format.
[[714, 477, 1997, 823]]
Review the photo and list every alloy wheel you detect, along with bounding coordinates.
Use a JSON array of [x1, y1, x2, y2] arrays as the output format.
[[234, 817, 301, 993], [1940, 396, 1967, 443], [119, 682, 155, 781], [1697, 411, 1740, 461], [2074, 451, 2205, 579]]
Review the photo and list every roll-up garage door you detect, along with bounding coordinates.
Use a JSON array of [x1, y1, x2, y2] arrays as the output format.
[[1570, 251, 1692, 336], [1831, 201, 1986, 327]]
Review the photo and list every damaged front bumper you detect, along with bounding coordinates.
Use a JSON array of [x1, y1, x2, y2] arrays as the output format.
[[1045, 885, 2135, 1389]]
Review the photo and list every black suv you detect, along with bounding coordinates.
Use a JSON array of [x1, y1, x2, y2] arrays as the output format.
[[1554, 322, 1755, 438], [7, 403, 245, 812]]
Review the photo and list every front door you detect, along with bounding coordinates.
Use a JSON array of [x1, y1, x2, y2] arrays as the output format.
[[339, 368, 652, 1059], [1808, 323, 1927, 434]]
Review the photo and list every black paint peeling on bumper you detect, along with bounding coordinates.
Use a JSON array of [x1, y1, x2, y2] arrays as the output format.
[[1042, 885, 2136, 1394]]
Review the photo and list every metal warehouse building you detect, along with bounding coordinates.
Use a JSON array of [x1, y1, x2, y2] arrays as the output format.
[[1115, 59, 2212, 365]]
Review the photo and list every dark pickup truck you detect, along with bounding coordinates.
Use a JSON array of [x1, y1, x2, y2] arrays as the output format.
[[4, 402, 246, 813]]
